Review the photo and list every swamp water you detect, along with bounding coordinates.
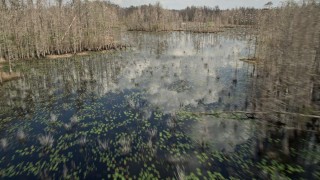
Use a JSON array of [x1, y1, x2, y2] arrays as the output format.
[[0, 31, 319, 179]]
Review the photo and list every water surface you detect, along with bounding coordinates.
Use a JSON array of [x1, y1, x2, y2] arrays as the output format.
[[0, 31, 318, 179]]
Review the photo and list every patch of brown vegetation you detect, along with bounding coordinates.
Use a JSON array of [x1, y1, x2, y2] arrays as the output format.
[[0, 57, 6, 63], [76, 52, 90, 56], [46, 54, 74, 59], [0, 71, 21, 83]]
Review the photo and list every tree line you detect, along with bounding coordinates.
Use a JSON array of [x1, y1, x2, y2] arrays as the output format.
[[0, 0, 121, 60], [123, 4, 258, 32], [1, 0, 319, 63], [253, 1, 320, 120], [0, 0, 263, 61]]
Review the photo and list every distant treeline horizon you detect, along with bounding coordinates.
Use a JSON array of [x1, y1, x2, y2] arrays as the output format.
[[0, 0, 319, 61]]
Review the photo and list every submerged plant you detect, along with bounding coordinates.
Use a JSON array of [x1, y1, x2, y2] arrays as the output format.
[[17, 129, 27, 141], [38, 134, 54, 148], [1, 138, 8, 150]]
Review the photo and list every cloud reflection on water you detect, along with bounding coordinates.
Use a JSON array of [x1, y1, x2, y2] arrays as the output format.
[[115, 31, 249, 114]]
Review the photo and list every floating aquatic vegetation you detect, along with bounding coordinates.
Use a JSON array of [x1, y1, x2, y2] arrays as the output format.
[[16, 129, 26, 141], [38, 134, 54, 148], [0, 138, 8, 150]]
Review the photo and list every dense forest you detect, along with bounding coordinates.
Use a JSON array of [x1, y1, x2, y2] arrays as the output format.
[[0, 0, 121, 60], [123, 4, 257, 32], [253, 2, 320, 119], [0, 0, 263, 61]]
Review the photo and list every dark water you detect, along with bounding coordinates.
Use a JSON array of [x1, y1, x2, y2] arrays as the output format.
[[0, 31, 319, 179]]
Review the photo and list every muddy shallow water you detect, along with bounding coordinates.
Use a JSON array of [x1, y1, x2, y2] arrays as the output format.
[[0, 31, 319, 179]]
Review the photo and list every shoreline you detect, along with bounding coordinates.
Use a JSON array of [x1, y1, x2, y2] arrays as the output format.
[[45, 43, 128, 60], [127, 25, 253, 33], [0, 44, 128, 83], [127, 29, 225, 33], [0, 43, 128, 62], [0, 70, 21, 84]]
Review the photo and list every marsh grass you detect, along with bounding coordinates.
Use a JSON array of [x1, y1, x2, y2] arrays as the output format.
[[63, 123, 72, 130], [119, 136, 132, 155], [148, 128, 157, 138], [63, 164, 68, 179], [16, 129, 27, 142], [50, 113, 58, 123], [167, 118, 176, 129], [147, 138, 153, 149], [0, 138, 8, 150], [78, 136, 88, 147], [70, 115, 79, 126], [38, 134, 54, 148], [175, 166, 186, 180], [39, 169, 51, 180], [98, 139, 109, 151]]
